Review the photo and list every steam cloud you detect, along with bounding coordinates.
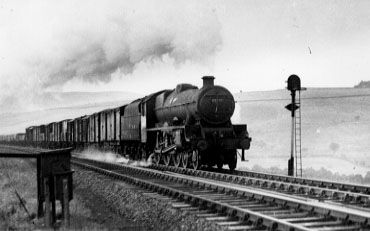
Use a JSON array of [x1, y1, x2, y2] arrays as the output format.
[[231, 102, 242, 124], [0, 0, 222, 112], [77, 147, 153, 167]]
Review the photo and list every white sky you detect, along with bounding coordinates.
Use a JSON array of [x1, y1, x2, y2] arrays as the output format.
[[1, 0, 370, 97]]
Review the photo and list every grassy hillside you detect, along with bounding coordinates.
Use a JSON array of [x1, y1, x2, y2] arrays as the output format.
[[234, 88, 370, 171]]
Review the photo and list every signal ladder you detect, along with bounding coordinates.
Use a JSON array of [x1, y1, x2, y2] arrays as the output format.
[[294, 91, 302, 177]]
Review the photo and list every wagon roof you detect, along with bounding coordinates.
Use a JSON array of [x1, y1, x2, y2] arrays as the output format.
[[56, 118, 72, 123], [142, 90, 171, 103]]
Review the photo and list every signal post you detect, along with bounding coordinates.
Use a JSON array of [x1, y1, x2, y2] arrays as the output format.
[[285, 75, 305, 177]]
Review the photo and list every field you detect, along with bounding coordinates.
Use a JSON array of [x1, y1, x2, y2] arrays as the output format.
[[0, 158, 127, 230], [233, 87, 370, 177]]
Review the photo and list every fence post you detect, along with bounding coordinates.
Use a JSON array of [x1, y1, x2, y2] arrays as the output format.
[[52, 175, 57, 224], [63, 178, 70, 228], [44, 177, 51, 227], [37, 156, 43, 218]]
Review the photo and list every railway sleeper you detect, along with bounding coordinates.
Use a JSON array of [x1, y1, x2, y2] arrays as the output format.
[[261, 209, 296, 216], [185, 209, 213, 215], [302, 220, 344, 227], [313, 225, 361, 231], [216, 220, 243, 226], [248, 206, 282, 212], [187, 189, 215, 194], [239, 204, 273, 210], [228, 225, 258, 230], [215, 199, 248, 204], [228, 201, 261, 207], [196, 213, 220, 218], [277, 212, 311, 220], [204, 195, 233, 201]]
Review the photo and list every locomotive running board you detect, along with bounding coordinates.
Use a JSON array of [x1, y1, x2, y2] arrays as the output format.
[[154, 144, 177, 154], [146, 126, 185, 132]]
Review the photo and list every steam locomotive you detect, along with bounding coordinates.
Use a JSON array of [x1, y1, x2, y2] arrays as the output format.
[[1, 76, 251, 170]]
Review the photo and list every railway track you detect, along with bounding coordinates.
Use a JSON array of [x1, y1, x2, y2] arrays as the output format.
[[231, 169, 370, 195], [150, 165, 370, 210], [5, 145, 370, 209], [72, 157, 370, 231], [8, 144, 370, 202]]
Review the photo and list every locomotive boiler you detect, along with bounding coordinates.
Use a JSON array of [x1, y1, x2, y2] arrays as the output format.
[[155, 76, 235, 125], [151, 76, 251, 170]]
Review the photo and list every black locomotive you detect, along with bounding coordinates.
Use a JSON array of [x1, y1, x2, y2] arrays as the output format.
[[150, 76, 250, 170], [4, 76, 251, 170]]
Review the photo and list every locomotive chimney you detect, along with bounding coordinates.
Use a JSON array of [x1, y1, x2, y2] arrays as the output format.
[[202, 76, 215, 88]]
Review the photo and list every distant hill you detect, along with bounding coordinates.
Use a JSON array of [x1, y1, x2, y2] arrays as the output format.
[[233, 87, 370, 170], [0, 91, 143, 114], [29, 91, 142, 110], [354, 80, 370, 88], [0, 91, 142, 135], [0, 99, 133, 135]]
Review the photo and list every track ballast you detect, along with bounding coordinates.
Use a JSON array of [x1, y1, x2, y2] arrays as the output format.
[[72, 157, 370, 231]]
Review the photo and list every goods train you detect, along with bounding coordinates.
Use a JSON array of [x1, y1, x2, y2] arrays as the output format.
[[0, 76, 251, 170]]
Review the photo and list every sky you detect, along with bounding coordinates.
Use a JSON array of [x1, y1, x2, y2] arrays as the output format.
[[1, 0, 370, 112]]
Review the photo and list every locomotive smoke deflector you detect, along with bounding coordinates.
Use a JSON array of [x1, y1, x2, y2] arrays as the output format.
[[202, 76, 215, 88]]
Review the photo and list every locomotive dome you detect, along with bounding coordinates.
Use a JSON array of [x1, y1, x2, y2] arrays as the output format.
[[197, 76, 235, 124]]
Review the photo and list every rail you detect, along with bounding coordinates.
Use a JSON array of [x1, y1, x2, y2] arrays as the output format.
[[150, 164, 370, 209]]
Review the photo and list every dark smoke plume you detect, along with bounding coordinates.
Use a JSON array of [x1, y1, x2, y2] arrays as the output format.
[[0, 0, 222, 112], [35, 1, 223, 87]]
